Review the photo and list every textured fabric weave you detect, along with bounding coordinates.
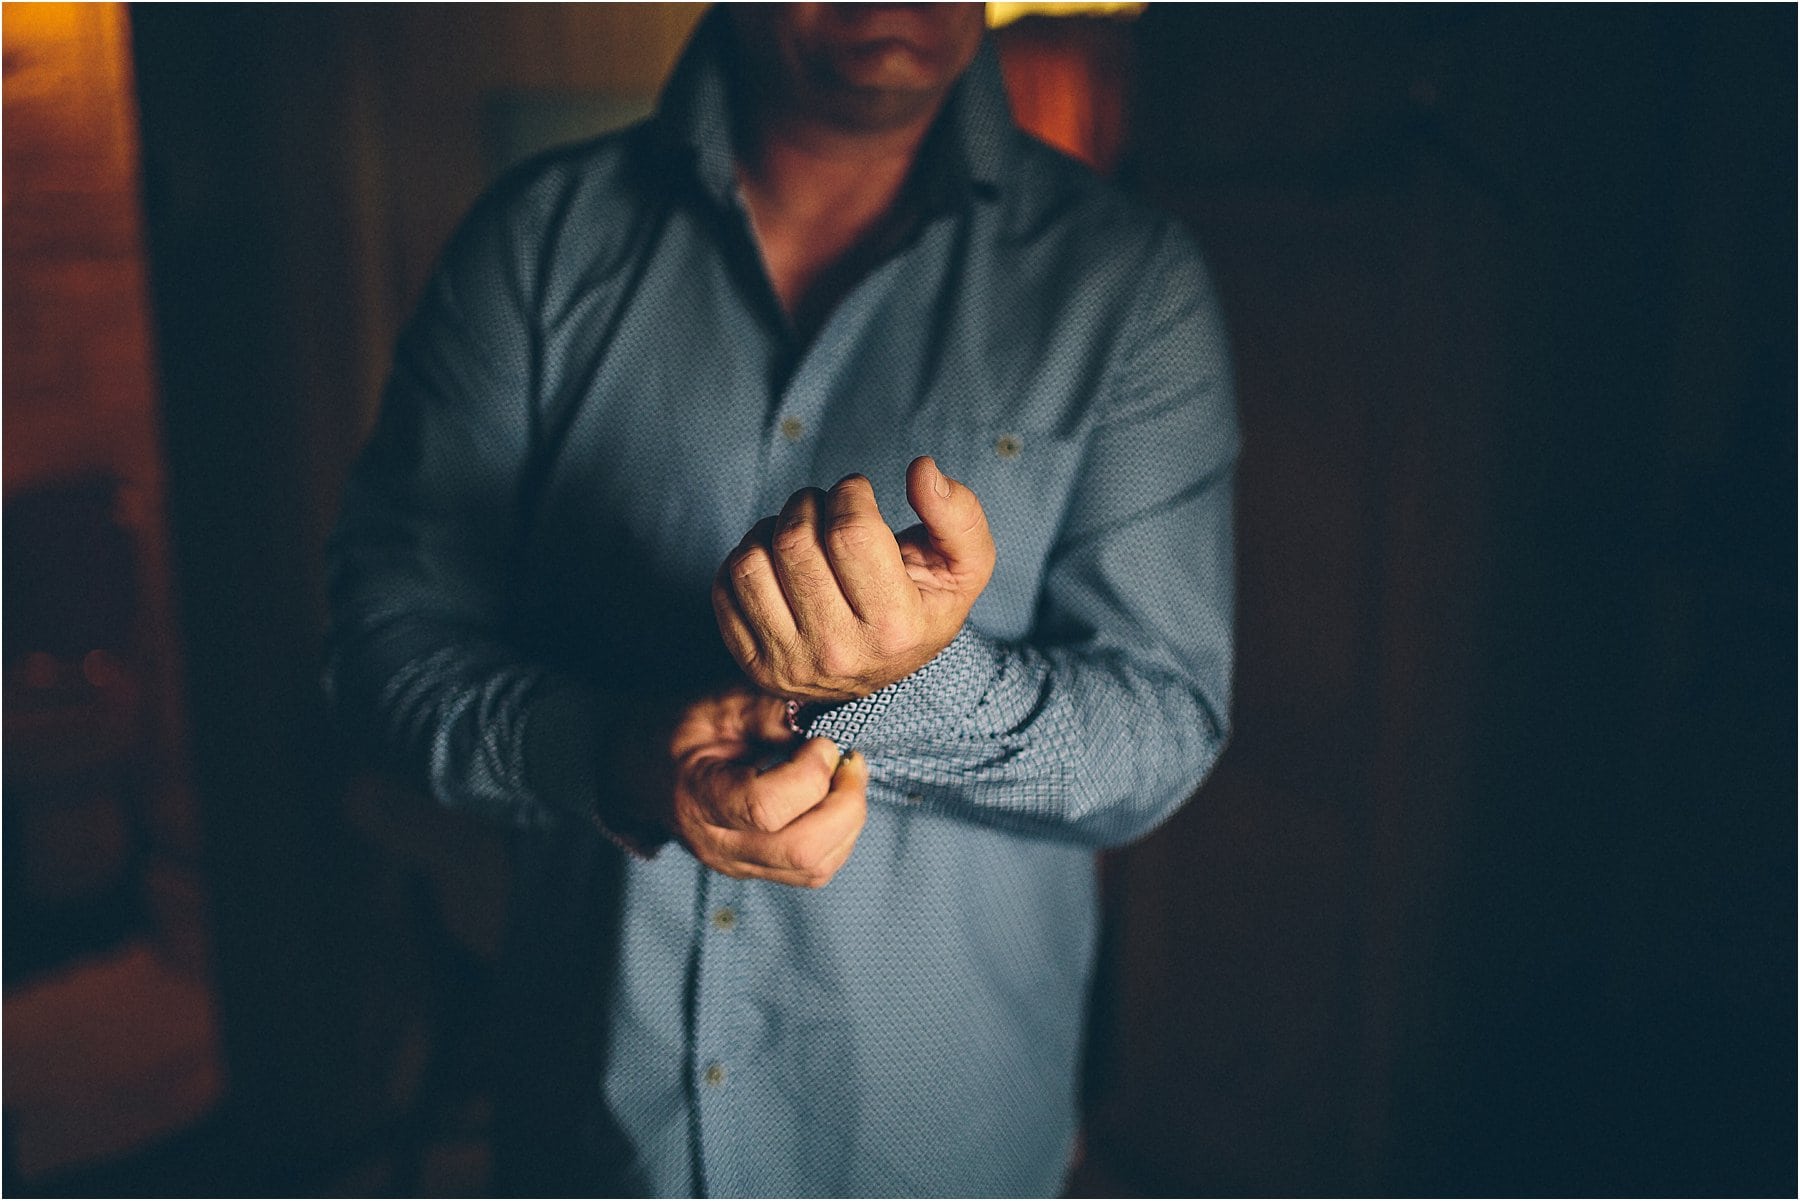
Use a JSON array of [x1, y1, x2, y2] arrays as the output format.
[[326, 13, 1236, 1197]]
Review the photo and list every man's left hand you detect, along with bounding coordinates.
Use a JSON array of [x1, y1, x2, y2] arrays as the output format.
[[712, 455, 996, 702]]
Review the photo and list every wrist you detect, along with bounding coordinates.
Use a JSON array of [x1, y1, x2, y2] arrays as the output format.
[[522, 683, 607, 820], [802, 629, 978, 750], [524, 683, 671, 856]]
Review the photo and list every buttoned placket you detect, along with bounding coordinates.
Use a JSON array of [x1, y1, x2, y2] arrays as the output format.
[[690, 865, 746, 1195], [690, 193, 929, 1196], [759, 255, 924, 505], [718, 185, 939, 516]]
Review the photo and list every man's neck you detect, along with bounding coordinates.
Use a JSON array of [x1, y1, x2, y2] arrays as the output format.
[[734, 98, 947, 336]]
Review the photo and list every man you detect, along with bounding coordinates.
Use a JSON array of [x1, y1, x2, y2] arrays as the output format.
[[326, 4, 1236, 1195]]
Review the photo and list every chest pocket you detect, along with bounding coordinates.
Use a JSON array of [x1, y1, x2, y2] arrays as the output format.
[[896, 412, 1088, 641]]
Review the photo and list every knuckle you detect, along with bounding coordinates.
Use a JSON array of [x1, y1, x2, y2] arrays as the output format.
[[831, 473, 872, 495], [777, 488, 824, 529], [727, 540, 766, 573], [830, 476, 878, 514], [679, 760, 714, 801], [783, 838, 824, 875], [784, 486, 825, 511], [808, 848, 853, 890], [771, 524, 817, 559], [731, 521, 773, 558], [824, 518, 878, 557], [740, 796, 772, 833], [743, 786, 785, 834]]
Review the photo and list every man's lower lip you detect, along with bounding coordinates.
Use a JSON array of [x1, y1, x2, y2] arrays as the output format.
[[846, 37, 930, 59]]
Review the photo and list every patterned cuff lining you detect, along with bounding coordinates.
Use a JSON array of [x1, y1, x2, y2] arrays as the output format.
[[802, 628, 982, 752]]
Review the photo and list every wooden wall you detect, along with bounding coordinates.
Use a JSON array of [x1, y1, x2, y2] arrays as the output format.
[[2, 0, 203, 983], [4, 2, 160, 489], [3, 4, 221, 1182]]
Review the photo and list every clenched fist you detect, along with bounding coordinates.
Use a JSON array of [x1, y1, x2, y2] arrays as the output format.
[[711, 456, 996, 702]]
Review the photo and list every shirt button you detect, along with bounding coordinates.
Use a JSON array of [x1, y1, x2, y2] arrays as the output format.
[[995, 433, 1023, 460], [906, 792, 924, 804], [779, 415, 805, 442], [711, 906, 737, 931], [703, 1062, 727, 1088]]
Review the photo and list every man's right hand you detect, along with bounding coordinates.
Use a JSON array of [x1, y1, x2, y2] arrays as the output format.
[[649, 687, 869, 888]]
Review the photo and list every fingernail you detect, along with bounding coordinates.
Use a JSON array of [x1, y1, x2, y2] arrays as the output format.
[[932, 462, 951, 498], [816, 737, 843, 767]]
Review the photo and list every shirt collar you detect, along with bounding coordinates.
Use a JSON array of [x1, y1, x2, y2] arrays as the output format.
[[651, 8, 1015, 211]]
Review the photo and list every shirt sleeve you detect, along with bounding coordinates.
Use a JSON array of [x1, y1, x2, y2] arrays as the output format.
[[805, 221, 1238, 851], [322, 180, 641, 843]]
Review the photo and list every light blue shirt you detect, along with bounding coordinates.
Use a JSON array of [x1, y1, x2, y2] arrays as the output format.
[[327, 13, 1236, 1196]]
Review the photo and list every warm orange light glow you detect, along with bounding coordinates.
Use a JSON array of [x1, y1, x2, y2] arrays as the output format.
[[1, 1, 87, 44], [995, 9, 1132, 174], [986, 2, 1145, 29]]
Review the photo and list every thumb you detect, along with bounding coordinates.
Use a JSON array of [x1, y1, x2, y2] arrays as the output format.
[[831, 748, 870, 790], [904, 456, 996, 583]]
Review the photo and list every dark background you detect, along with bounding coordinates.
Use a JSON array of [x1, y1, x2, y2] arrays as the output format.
[[4, 3, 1793, 1195]]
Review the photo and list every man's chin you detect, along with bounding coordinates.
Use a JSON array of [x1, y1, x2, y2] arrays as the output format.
[[819, 82, 948, 134], [820, 42, 952, 98], [798, 56, 950, 132]]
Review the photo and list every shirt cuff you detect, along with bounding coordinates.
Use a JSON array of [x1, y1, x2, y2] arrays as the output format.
[[803, 627, 988, 750], [522, 682, 666, 857]]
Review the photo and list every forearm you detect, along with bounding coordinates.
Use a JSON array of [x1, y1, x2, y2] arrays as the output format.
[[322, 176, 614, 831], [806, 625, 1230, 849], [323, 603, 615, 829]]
